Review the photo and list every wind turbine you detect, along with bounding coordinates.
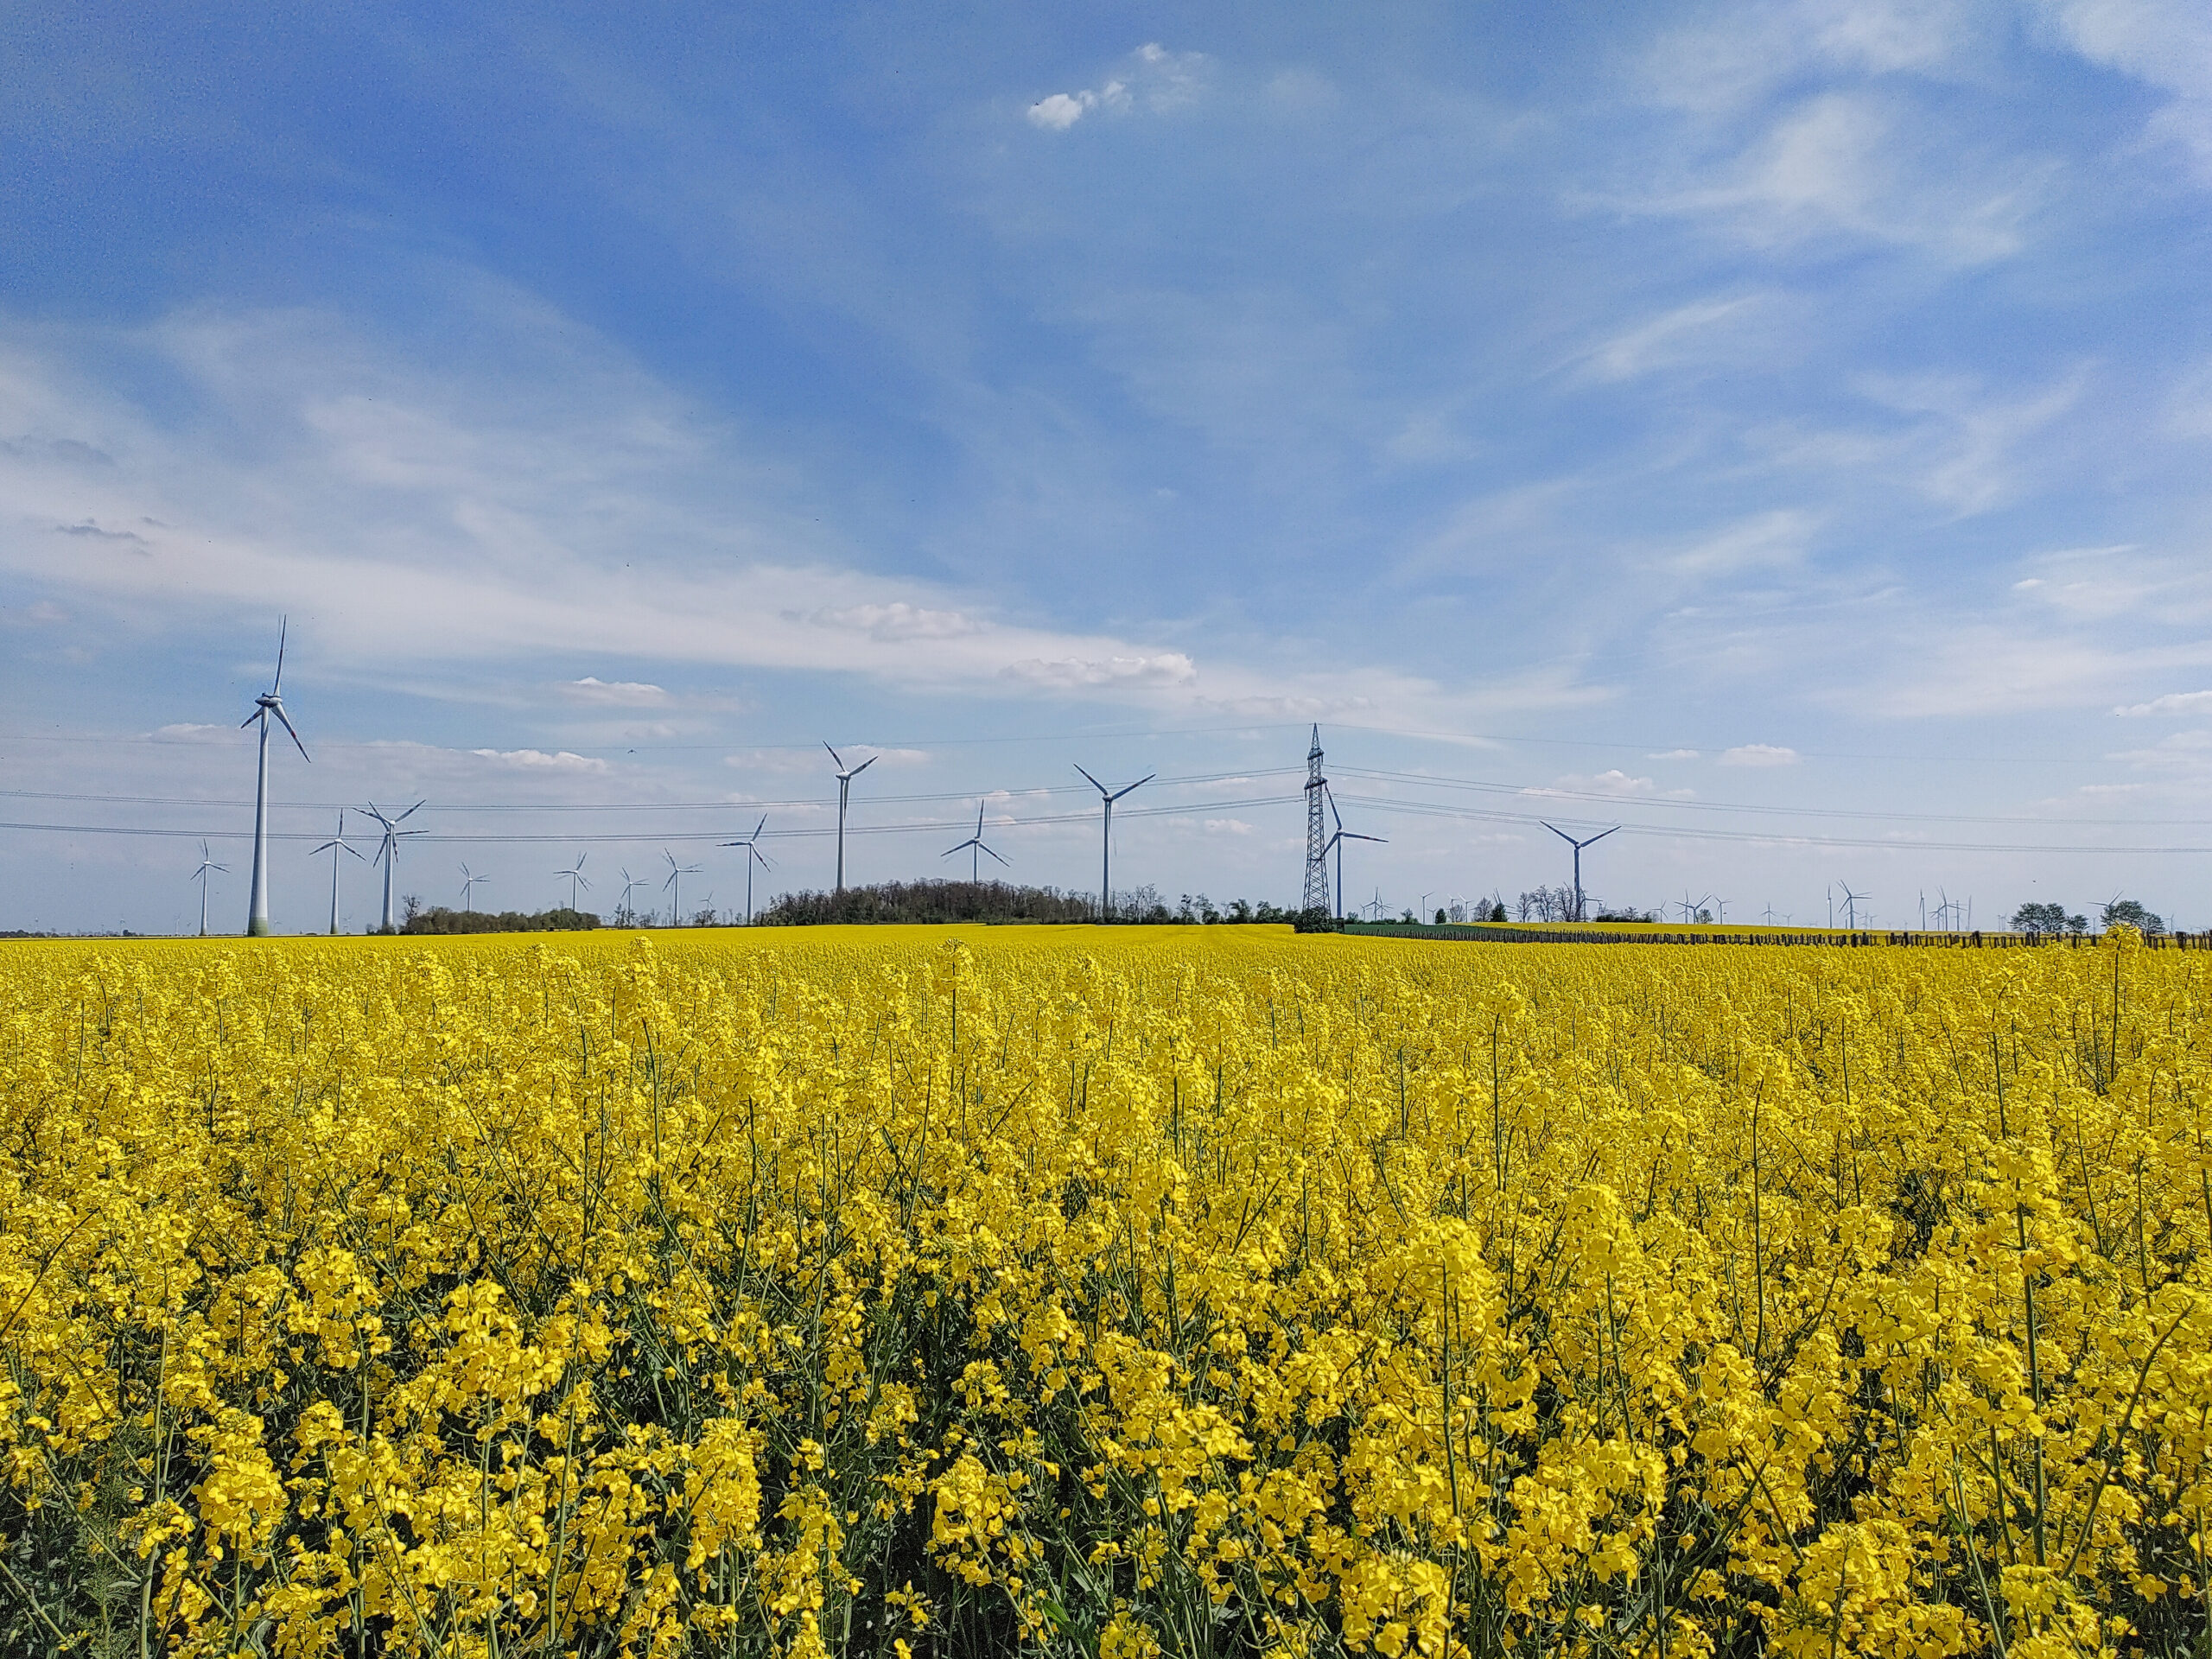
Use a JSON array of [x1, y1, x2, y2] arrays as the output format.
[[942, 802, 1008, 886], [240, 617, 310, 936], [460, 864, 490, 912], [719, 817, 773, 925], [1320, 785, 1385, 922], [189, 840, 228, 938], [824, 743, 876, 893], [1075, 766, 1154, 921], [363, 802, 426, 932], [617, 867, 647, 926], [1838, 881, 1869, 929], [556, 853, 590, 912], [1677, 891, 1714, 925], [663, 849, 702, 926], [1541, 822, 1617, 924], [307, 813, 365, 935]]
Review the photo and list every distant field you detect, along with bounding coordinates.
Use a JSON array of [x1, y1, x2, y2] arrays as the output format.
[[2, 929, 2204, 1656]]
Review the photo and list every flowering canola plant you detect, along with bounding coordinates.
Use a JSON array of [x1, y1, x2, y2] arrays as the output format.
[[1, 925, 2208, 1657]]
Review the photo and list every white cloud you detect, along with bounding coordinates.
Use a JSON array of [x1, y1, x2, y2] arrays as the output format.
[[469, 747, 609, 772], [1203, 817, 1254, 835], [1024, 43, 1207, 130], [1575, 296, 1765, 383], [2115, 690, 2212, 716], [1643, 0, 1991, 114], [1001, 652, 1198, 690], [1719, 743, 1800, 766], [151, 722, 231, 743], [563, 676, 669, 706], [2033, 0, 2212, 180], [803, 602, 979, 641], [1647, 747, 1701, 760], [1541, 769, 1696, 798], [1668, 510, 1816, 575], [1633, 92, 2044, 264]]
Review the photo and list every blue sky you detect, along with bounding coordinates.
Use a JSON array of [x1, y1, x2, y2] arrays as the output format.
[[4, 0, 2212, 932]]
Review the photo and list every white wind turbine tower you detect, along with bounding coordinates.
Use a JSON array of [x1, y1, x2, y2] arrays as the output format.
[[460, 864, 490, 912], [189, 840, 228, 938], [663, 849, 702, 926], [824, 743, 876, 893], [556, 853, 590, 912], [943, 803, 1008, 886], [719, 817, 772, 925], [1076, 766, 1154, 921], [364, 801, 426, 932], [308, 813, 365, 936], [1838, 881, 1870, 929], [1320, 785, 1384, 922], [240, 617, 311, 936]]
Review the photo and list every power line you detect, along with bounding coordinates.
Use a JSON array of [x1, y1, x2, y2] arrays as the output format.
[[1327, 793, 2212, 857], [0, 792, 1304, 849], [1331, 766, 2212, 829], [0, 767, 1300, 814]]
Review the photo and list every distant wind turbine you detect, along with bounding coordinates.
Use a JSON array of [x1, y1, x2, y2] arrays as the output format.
[[1076, 766, 1154, 921], [942, 802, 1008, 886], [556, 853, 590, 912], [824, 743, 876, 893], [189, 839, 228, 938], [308, 812, 365, 935], [617, 867, 647, 925], [663, 849, 702, 926], [363, 801, 426, 932], [719, 817, 772, 925], [1838, 881, 1870, 929], [1320, 785, 1384, 922], [460, 864, 490, 912], [240, 617, 310, 936]]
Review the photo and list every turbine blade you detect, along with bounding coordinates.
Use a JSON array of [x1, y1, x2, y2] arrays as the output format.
[[241, 709, 261, 729], [753, 849, 772, 870], [274, 703, 310, 763], [396, 800, 424, 822], [1074, 764, 1104, 793], [982, 844, 1010, 867], [851, 755, 875, 775], [754, 816, 767, 837], [272, 615, 287, 692], [823, 741, 842, 768]]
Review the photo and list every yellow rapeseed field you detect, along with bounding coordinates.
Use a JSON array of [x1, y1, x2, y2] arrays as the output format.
[[2, 925, 2208, 1658]]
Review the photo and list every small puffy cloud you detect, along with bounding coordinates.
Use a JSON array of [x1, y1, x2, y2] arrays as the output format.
[[2, 600, 68, 627], [2114, 690, 2212, 716], [1028, 86, 1122, 129], [1002, 652, 1198, 690], [563, 676, 669, 707], [471, 747, 609, 772], [1719, 743, 1801, 766], [152, 722, 231, 744], [1026, 43, 1207, 129], [1647, 747, 1700, 760], [1204, 817, 1255, 836]]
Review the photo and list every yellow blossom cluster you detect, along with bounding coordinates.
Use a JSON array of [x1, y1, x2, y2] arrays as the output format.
[[0, 925, 2207, 1657]]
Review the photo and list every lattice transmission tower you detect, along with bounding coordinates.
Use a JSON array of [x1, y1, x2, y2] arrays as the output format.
[[1302, 724, 1331, 914]]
